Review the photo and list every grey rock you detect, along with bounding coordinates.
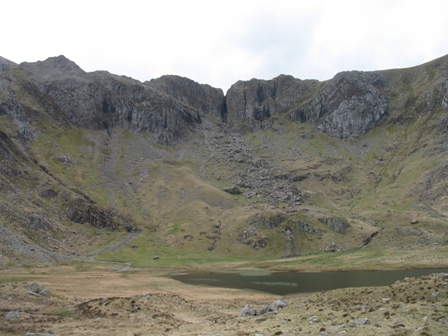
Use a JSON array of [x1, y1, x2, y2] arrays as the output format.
[[19, 56, 211, 145], [29, 214, 52, 231], [40, 288, 51, 297], [226, 75, 320, 130], [295, 72, 388, 139], [239, 300, 287, 317], [324, 243, 341, 253], [226, 71, 388, 139], [319, 217, 350, 234], [25, 333, 60, 336], [5, 310, 20, 319], [295, 219, 322, 236], [224, 186, 242, 195], [29, 282, 42, 293], [353, 317, 371, 325], [265, 299, 288, 314], [147, 75, 225, 119], [330, 324, 345, 331], [40, 189, 58, 198], [239, 304, 257, 316], [431, 292, 440, 298], [411, 218, 419, 224]]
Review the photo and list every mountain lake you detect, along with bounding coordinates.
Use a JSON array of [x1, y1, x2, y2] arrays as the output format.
[[171, 268, 448, 295]]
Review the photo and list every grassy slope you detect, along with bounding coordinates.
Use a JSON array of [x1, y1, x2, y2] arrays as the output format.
[[1, 55, 447, 270]]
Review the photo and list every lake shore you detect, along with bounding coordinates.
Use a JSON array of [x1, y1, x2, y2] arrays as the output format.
[[1, 248, 448, 335]]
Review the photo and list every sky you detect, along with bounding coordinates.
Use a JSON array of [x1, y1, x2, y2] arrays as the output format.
[[2, 0, 448, 92]]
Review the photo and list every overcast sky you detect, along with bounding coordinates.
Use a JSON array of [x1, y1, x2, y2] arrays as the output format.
[[2, 0, 448, 92]]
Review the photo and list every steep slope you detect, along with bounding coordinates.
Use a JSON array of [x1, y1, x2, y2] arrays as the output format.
[[0, 54, 447, 267]]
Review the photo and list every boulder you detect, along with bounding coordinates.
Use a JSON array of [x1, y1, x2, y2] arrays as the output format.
[[40, 288, 51, 296], [5, 311, 20, 320], [224, 186, 242, 195], [29, 282, 42, 293], [239, 304, 257, 316], [269, 299, 288, 311], [29, 214, 52, 231]]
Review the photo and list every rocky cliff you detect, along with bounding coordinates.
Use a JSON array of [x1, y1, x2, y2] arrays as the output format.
[[6, 55, 447, 144], [17, 56, 217, 145]]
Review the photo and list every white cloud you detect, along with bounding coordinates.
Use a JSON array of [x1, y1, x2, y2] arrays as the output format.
[[1, 0, 447, 92]]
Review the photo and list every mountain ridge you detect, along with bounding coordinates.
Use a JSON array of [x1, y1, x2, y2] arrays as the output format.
[[0, 54, 447, 267]]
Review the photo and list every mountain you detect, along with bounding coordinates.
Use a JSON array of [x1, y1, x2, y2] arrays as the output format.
[[0, 54, 447, 267]]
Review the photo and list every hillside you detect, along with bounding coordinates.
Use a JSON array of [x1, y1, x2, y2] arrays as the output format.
[[0, 54, 447, 267]]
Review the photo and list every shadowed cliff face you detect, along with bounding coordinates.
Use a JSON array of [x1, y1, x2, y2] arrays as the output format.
[[18, 56, 217, 144], [225, 75, 321, 128], [225, 71, 389, 138]]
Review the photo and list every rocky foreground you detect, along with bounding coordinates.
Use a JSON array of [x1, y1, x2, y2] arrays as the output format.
[[1, 267, 447, 336]]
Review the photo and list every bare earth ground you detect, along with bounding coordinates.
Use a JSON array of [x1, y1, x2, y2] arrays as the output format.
[[1, 262, 448, 336]]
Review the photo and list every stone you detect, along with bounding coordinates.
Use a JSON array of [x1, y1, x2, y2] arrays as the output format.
[[239, 304, 257, 316], [40, 288, 51, 296], [319, 217, 350, 234], [29, 214, 52, 231], [5, 311, 20, 319], [431, 292, 440, 298], [224, 186, 242, 195], [411, 218, 419, 224], [269, 299, 288, 311], [353, 317, 371, 325], [330, 324, 345, 331], [40, 189, 58, 198], [29, 282, 42, 293]]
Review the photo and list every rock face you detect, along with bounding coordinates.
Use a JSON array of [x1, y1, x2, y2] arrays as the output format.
[[319, 217, 350, 234], [3, 54, 448, 146], [226, 71, 389, 138], [147, 75, 225, 119], [292, 71, 389, 138], [225, 75, 320, 129], [18, 56, 221, 144]]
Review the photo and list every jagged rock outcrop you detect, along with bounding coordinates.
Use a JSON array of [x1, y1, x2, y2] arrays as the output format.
[[292, 71, 389, 138], [225, 71, 389, 138], [319, 217, 350, 234], [225, 75, 320, 128], [4, 54, 448, 146], [295, 219, 322, 236], [147, 75, 225, 120], [18, 56, 214, 144], [65, 197, 139, 232]]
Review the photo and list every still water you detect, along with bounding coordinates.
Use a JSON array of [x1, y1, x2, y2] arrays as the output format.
[[171, 268, 448, 295]]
